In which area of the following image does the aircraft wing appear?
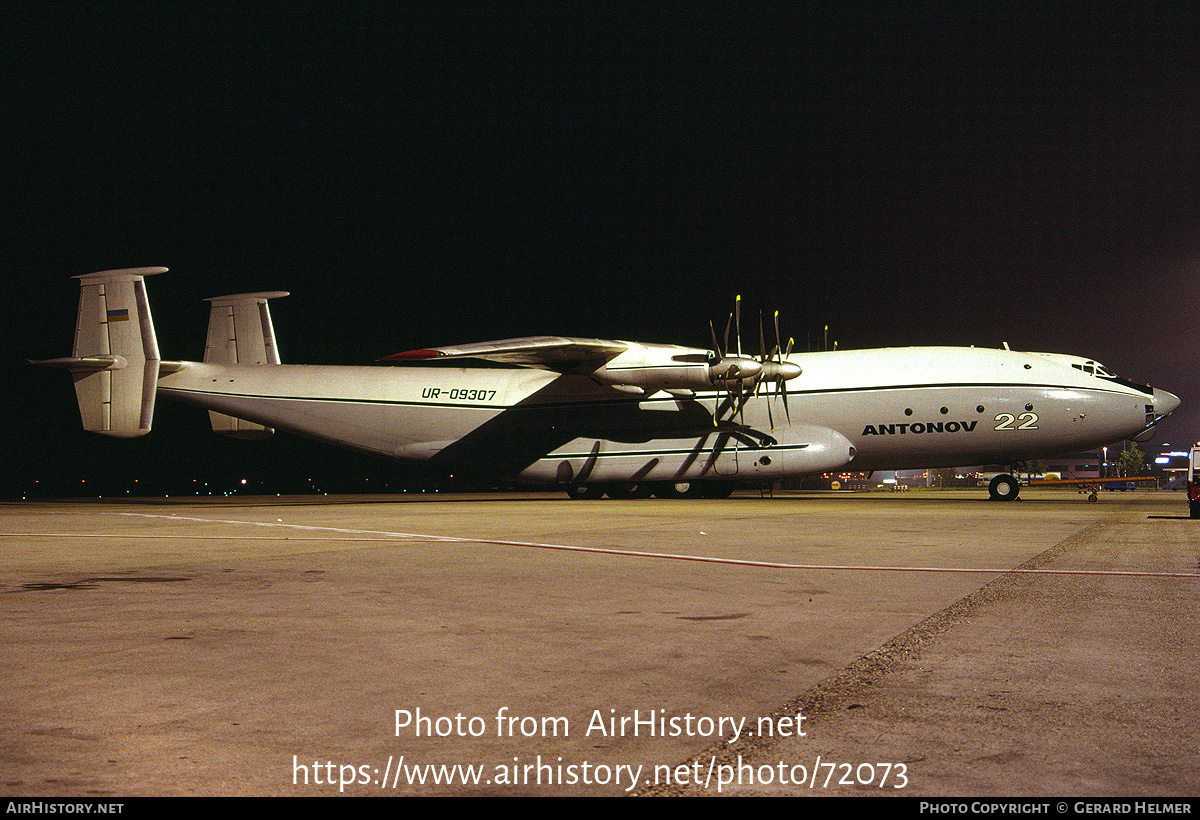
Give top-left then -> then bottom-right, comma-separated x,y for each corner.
378,336 -> 630,374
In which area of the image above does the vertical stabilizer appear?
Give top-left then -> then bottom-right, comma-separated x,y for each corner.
67,267 -> 166,437
204,291 -> 288,438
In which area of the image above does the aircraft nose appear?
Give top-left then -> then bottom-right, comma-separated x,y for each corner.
1154,388 -> 1181,416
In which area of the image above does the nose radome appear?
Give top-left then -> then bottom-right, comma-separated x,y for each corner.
1154,388 -> 1181,416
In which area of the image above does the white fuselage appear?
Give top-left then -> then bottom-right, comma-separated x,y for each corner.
154,346 -> 1171,485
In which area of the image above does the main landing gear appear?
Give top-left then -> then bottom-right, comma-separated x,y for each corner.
988,473 -> 1021,501
571,476 -> 1027,501
565,481 -> 735,499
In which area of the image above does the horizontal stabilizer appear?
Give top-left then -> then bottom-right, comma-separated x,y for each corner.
31,355 -> 128,372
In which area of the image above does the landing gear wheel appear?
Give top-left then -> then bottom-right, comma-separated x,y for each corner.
700,481 -> 736,499
988,474 -> 1021,501
653,481 -> 706,499
566,484 -> 604,500
604,483 -> 653,499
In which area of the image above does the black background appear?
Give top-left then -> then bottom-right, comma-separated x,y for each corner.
6,4 -> 1199,496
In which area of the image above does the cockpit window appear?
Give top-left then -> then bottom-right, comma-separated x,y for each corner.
1072,360 -> 1115,377
1070,359 -> 1151,393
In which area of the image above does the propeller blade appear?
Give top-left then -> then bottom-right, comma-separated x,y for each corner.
774,311 -> 783,364
781,337 -> 794,421
760,311 -> 782,420
751,311 -> 768,399
735,295 -> 742,358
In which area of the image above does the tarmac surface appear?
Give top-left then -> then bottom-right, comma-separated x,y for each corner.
0,488 -> 1197,797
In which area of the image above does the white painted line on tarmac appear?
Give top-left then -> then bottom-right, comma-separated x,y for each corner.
5,511 -> 1199,579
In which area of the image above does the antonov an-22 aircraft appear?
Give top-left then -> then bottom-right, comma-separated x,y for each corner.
37,268 -> 1180,501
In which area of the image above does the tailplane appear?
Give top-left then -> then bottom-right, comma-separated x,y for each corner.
35,267 -> 166,437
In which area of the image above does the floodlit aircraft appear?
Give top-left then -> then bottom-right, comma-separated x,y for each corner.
35,267 -> 1180,501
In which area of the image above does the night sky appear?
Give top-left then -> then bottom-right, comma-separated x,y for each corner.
6,5 -> 1200,495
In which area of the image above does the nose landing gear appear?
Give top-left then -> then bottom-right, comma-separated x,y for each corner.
988,473 -> 1021,501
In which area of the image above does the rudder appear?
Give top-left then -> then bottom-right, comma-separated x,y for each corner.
204,290 -> 289,438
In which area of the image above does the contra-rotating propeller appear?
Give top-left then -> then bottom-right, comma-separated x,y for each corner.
708,296 -> 801,427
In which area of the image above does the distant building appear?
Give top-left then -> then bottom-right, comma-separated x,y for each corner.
1152,448 -> 1191,488
1045,452 -> 1102,480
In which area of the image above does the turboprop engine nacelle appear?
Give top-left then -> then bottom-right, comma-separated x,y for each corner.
757,360 -> 803,383
588,343 -> 802,395
707,355 -> 765,389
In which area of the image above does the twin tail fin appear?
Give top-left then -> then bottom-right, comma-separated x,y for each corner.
36,268 -> 287,440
